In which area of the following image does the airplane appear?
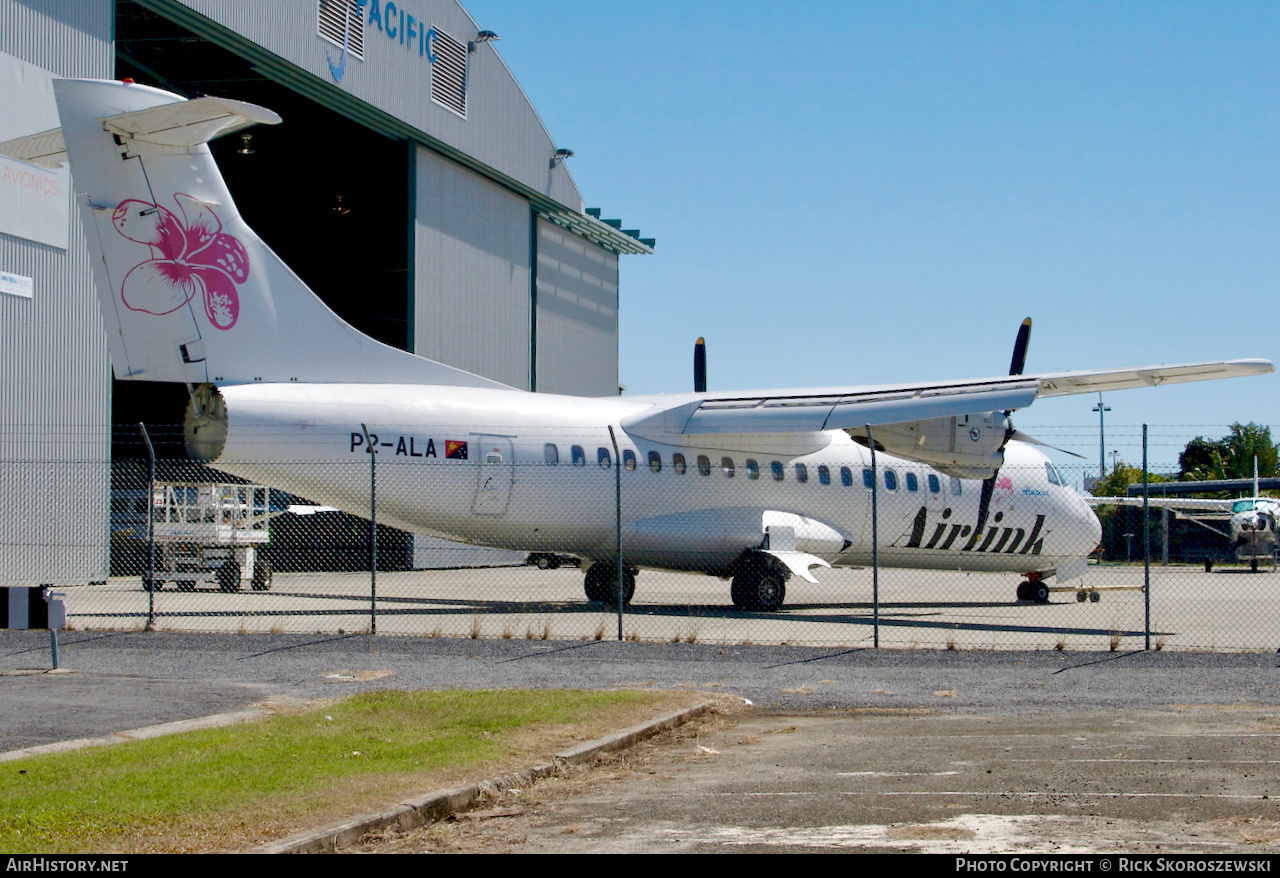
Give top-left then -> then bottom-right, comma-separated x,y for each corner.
1,78 -> 1272,611
1085,464 -> 1279,572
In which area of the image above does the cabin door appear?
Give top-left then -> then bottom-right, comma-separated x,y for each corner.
472,435 -> 515,516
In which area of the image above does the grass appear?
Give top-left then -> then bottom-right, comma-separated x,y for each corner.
0,688 -> 683,854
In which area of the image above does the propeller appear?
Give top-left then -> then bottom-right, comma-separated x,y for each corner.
975,319 -> 1032,536
694,337 -> 707,393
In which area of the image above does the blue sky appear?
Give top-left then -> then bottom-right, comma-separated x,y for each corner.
466,1 -> 1279,478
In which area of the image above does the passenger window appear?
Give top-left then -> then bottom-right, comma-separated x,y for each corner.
697,455 -> 711,476
771,461 -> 785,481
863,468 -> 874,489
673,453 -> 687,474
928,474 -> 940,493
649,451 -> 662,473
885,469 -> 898,491
906,472 -> 918,492
598,447 -> 611,468
795,463 -> 808,484
840,466 -> 853,487
746,459 -> 760,480
721,457 -> 735,477
623,450 -> 636,471
818,465 -> 830,486
950,477 -> 963,496
572,445 -> 586,467
544,443 -> 559,465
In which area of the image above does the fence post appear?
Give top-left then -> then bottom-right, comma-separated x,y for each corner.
608,425 -> 623,641
1143,424 -> 1150,650
361,423 -> 377,635
866,424 -> 879,649
139,423 -> 156,631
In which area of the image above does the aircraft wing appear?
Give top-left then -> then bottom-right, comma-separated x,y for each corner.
622,359 -> 1273,438
1082,496 -> 1233,517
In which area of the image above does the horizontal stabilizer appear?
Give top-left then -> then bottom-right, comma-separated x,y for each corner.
0,127 -> 67,168
102,96 -> 280,148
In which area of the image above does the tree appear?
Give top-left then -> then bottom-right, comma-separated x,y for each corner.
1089,463 -> 1169,497
1178,423 -> 1278,482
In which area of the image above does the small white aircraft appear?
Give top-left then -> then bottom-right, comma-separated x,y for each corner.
1086,465 -> 1279,572
4,79 -> 1273,609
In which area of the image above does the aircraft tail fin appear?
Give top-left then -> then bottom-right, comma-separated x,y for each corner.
18,79 -> 506,389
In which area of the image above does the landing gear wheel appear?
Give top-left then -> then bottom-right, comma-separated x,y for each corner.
1076,590 -> 1087,602
1016,581 -> 1033,601
217,560 -> 241,593
731,563 -> 787,612
1251,558 -> 1259,573
1089,591 -> 1101,603
1033,582 -> 1050,604
1205,557 -> 1213,573
252,557 -> 272,591
583,563 -> 634,606
536,555 -> 553,570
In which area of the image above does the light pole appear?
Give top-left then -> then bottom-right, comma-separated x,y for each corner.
1092,394 -> 1110,481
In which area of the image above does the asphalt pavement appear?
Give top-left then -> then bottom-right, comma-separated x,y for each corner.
2,630 -> 1278,754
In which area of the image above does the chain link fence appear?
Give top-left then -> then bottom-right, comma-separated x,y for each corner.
3,426 -> 1276,651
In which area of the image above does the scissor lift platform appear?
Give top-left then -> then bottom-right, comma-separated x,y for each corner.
147,483 -> 272,592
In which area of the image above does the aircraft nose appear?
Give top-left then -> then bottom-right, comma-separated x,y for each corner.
1078,495 -> 1102,552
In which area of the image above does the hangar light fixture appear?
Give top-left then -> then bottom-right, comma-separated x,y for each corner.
550,148 -> 575,168
469,30 -> 499,52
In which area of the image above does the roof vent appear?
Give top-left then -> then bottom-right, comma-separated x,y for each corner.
430,27 -> 468,117
317,0 -> 365,61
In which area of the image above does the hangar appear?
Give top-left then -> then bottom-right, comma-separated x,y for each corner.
0,0 -> 652,584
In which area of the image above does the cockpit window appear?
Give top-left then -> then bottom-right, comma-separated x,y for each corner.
1044,462 -> 1064,487
1233,499 -> 1259,513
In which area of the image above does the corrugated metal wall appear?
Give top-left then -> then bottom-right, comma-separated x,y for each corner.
0,0 -> 114,584
152,0 -> 584,211
535,218 -> 620,398
413,145 -> 532,390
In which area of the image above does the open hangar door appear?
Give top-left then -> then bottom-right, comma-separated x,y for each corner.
107,2 -> 416,570
110,1 -> 411,457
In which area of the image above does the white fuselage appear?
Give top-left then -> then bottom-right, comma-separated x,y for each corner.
206,383 -> 1101,578
1229,499 -> 1279,560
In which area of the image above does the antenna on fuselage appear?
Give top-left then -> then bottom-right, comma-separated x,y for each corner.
694,337 -> 707,393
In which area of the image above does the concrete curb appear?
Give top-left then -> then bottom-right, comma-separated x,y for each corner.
0,707 -> 270,763
255,700 -> 716,854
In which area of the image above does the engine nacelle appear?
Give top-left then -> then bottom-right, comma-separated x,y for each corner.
847,411 -> 1009,480
184,383 -> 228,462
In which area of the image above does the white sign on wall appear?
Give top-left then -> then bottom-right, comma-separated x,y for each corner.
0,270 -> 34,299
0,51 -> 70,250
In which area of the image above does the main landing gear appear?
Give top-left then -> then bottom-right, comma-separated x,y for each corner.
730,556 -> 788,612
583,562 -> 635,606
1015,571 -> 1050,604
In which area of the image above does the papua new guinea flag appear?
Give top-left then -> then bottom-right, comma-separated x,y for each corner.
445,440 -> 468,460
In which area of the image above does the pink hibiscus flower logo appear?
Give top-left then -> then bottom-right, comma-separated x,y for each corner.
112,193 -> 249,330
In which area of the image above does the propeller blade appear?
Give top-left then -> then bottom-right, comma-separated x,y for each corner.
1009,430 -> 1086,458
1008,317 -> 1032,377
694,336 -> 707,393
